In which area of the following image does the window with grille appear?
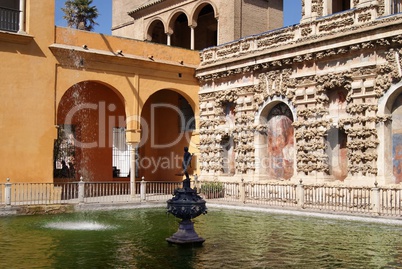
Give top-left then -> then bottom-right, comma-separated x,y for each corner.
0,0 -> 20,32
54,125 -> 76,178
112,127 -> 131,177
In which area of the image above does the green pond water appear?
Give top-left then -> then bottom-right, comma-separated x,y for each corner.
0,207 -> 401,268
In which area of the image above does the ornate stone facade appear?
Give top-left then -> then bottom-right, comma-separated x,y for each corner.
196,2 -> 402,186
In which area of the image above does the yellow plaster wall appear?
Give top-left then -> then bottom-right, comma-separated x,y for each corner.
0,4 -> 200,183
52,28 -> 200,181
0,1 -> 57,182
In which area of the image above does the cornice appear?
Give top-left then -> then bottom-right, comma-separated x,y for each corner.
49,43 -> 198,70
196,15 -> 402,82
128,0 -> 167,16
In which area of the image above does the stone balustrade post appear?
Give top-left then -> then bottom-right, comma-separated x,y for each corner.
240,178 -> 246,204
193,174 -> 200,190
297,179 -> 305,209
5,178 -> 11,206
371,182 -> 381,215
78,176 -> 85,204
140,177 -> 146,202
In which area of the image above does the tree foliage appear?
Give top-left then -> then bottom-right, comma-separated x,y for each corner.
61,0 -> 99,31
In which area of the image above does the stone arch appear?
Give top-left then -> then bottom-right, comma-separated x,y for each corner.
256,100 -> 295,180
191,1 -> 218,50
145,18 -> 167,44
391,94 -> 402,184
168,10 -> 191,49
55,81 -> 127,182
378,81 -> 402,184
378,80 -> 402,115
256,97 -> 297,124
191,1 -> 219,23
139,89 -> 196,181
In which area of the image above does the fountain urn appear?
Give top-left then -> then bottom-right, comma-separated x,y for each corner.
166,178 -> 207,245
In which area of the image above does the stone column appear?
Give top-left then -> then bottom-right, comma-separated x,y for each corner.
167,33 -> 171,46
18,0 -> 25,33
126,128 -> 141,197
376,120 -> 393,185
78,176 -> 85,204
190,26 -> 195,50
301,0 -> 317,23
5,178 -> 11,206
216,18 -> 220,46
129,143 -> 138,197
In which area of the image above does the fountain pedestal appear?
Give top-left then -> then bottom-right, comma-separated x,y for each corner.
166,178 -> 207,245
166,220 -> 205,244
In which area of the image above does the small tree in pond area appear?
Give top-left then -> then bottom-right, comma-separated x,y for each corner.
62,0 -> 99,31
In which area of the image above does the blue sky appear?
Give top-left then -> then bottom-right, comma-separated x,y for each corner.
55,0 -> 302,35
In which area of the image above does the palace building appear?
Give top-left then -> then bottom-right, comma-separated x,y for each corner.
1,0 -> 402,187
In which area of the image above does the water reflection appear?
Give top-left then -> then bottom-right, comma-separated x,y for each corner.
0,208 -> 400,268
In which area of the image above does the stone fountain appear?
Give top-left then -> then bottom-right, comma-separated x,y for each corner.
166,178 -> 207,245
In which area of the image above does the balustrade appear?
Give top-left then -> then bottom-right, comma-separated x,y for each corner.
0,178 -> 400,217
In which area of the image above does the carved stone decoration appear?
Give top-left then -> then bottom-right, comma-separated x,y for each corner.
199,87 -> 257,174
293,119 -> 331,174
312,0 -> 324,17
378,0 -> 385,16
197,8 -> 402,182
358,13 -> 372,22
257,69 -> 295,103
198,34 -> 402,83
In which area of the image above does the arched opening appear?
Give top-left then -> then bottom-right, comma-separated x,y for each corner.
392,93 -> 402,183
170,12 -> 190,49
326,128 -> 348,181
147,19 -> 167,45
194,4 -> 217,50
264,103 -> 295,180
55,81 -> 126,182
139,89 -> 195,181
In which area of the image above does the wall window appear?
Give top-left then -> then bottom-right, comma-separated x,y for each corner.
54,125 -> 76,179
0,0 -> 20,32
112,127 -> 131,177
